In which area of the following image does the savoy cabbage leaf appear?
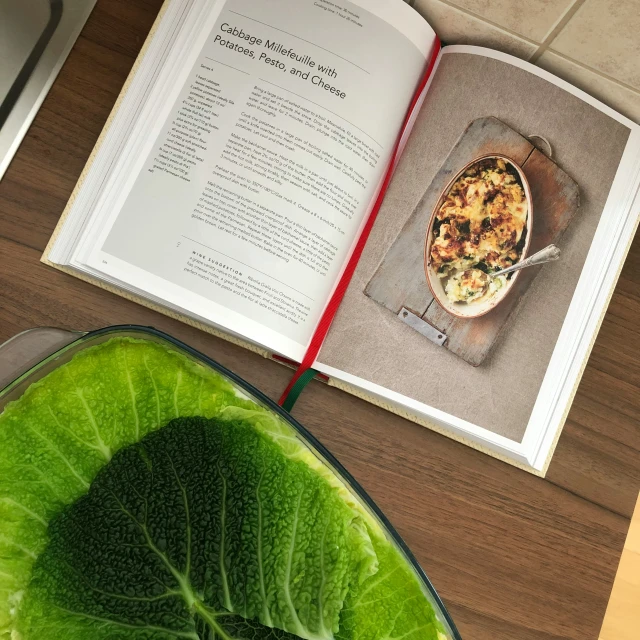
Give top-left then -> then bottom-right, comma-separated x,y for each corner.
16,417 -> 375,640
0,337 -> 449,640
338,534 -> 448,640
0,338 -> 305,636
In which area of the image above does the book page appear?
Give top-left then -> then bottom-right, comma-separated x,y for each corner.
315,46 -> 638,444
77,0 -> 436,360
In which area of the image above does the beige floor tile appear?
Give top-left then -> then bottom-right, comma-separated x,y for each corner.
537,51 -> 640,123
443,0 -> 575,41
550,0 -> 640,89
413,0 -> 537,59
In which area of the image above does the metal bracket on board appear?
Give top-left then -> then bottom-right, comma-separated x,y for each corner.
398,307 -> 448,346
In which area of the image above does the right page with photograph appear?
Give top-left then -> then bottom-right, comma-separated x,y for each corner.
314,46 -> 639,449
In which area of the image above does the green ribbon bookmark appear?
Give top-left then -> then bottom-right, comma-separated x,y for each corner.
281,368 -> 318,413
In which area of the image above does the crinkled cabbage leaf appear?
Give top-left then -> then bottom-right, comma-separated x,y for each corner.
0,337 -> 448,640
0,338 -> 256,635
17,417 -> 375,639
338,534 -> 447,640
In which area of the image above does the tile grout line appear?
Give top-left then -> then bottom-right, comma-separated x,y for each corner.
529,0 -> 587,63
411,0 -> 640,96
541,49 -> 640,95
427,0 -> 540,50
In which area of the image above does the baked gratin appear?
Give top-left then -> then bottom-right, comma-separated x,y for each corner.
429,157 -> 528,303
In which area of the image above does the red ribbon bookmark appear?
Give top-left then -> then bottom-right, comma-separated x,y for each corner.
278,39 -> 441,408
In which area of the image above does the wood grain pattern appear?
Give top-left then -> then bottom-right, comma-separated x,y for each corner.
0,2 -> 639,640
599,493 -> 640,640
366,117 -> 580,365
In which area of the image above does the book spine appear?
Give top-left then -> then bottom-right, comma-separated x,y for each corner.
278,38 -> 442,406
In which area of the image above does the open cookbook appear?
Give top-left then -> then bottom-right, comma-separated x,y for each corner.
44,0 -> 640,474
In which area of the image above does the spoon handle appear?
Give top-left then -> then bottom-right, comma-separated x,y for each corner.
492,244 -> 561,278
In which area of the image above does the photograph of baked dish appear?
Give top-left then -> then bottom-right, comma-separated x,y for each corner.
429,156 -> 529,305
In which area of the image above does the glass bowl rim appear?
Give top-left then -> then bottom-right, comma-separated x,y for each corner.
0,323 -> 462,640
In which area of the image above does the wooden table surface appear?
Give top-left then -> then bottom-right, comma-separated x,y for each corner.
0,1 -> 638,639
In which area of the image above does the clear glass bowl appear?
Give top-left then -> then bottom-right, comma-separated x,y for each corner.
0,324 -> 461,640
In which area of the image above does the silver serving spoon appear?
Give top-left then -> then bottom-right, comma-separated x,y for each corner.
461,244 -> 561,299
490,244 -> 561,278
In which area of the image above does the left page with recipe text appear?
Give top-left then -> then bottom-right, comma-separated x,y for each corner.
63,0 -> 436,361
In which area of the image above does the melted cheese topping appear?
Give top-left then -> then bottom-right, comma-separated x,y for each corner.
430,158 -> 528,280
445,268 -> 487,302
445,269 -> 507,303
